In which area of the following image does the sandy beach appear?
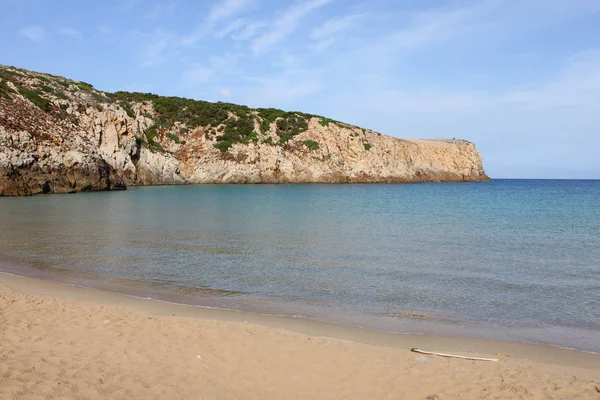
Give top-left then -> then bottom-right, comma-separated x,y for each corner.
1,273 -> 599,400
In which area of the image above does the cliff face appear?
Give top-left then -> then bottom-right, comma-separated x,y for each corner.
0,65 -> 489,195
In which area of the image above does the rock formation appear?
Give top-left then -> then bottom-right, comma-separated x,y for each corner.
0,65 -> 489,196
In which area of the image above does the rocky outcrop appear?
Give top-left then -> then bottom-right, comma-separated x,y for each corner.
187,126 -> 486,184
0,65 -> 489,195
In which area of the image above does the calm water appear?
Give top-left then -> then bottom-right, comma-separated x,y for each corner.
1,180 -> 599,352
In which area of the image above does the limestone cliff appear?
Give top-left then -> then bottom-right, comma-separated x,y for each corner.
0,65 -> 489,195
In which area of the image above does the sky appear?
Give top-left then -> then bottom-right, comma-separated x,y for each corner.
1,0 -> 600,178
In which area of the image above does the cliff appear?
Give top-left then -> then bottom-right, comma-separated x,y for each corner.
0,65 -> 489,196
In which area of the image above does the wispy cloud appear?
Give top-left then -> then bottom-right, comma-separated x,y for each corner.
309,13 -> 362,52
183,66 -> 214,83
229,20 -> 267,41
366,90 -> 489,114
378,2 -> 488,52
215,18 -> 248,38
97,24 -> 113,37
183,0 -> 255,44
502,49 -> 600,109
19,25 -> 46,42
250,0 -> 334,54
57,27 -> 82,38
143,3 -> 176,21
330,48 -> 600,120
181,53 -> 240,85
118,0 -> 144,11
138,30 -> 174,68
208,0 -> 254,22
375,0 -> 600,54
241,75 -> 322,107
218,87 -> 232,97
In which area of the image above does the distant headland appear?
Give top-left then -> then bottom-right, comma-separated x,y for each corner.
0,65 -> 489,196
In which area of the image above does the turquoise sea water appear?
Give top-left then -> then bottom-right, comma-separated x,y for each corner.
1,180 -> 599,352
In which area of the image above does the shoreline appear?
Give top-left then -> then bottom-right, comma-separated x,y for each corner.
2,260 -> 600,356
2,272 -> 600,399
2,272 -> 599,370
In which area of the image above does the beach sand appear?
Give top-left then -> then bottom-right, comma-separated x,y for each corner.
1,273 -> 599,400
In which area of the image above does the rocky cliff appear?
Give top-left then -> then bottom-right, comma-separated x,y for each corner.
0,65 -> 489,196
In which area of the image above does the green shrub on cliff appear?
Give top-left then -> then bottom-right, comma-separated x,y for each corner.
76,81 -> 94,90
278,133 -> 292,144
0,70 -> 17,99
303,140 -> 320,150
141,127 -> 165,152
166,132 -> 181,143
18,88 -> 50,111
113,92 -> 253,129
106,90 -> 371,153
256,108 -> 287,132
213,115 -> 257,152
272,114 -> 309,144
114,92 -> 261,152
0,80 -> 12,99
149,142 -> 164,152
214,140 -> 233,152
319,118 -> 333,127
120,102 -> 135,118
318,117 -> 346,128
145,127 -> 157,142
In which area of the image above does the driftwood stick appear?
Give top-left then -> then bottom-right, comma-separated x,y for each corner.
411,348 -> 499,362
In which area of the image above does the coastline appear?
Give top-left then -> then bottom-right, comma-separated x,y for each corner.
2,271 -> 600,366
1,272 -> 600,399
2,257 -> 599,356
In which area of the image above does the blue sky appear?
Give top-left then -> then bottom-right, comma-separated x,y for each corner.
2,0 -> 600,178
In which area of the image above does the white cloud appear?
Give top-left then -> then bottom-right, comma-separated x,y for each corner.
241,77 -> 322,107
19,25 -> 46,42
331,48 -> 600,122
368,90 -> 489,114
138,31 -> 173,68
326,0 -> 600,81
57,27 -> 82,37
180,53 -> 240,87
215,18 -> 248,37
218,87 -> 232,96
309,14 -> 362,52
208,53 -> 239,74
230,20 -> 267,41
375,0 -> 600,54
502,49 -> 600,109
310,13 -> 360,39
183,66 -> 214,83
208,0 -> 254,22
98,24 -> 113,36
379,2 -> 487,52
143,3 -> 176,21
119,0 -> 144,10
250,0 -> 334,54
183,0 -> 255,44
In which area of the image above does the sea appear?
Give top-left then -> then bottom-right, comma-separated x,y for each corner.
1,180 -> 599,353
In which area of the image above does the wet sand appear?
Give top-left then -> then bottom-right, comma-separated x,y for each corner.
1,273 -> 599,399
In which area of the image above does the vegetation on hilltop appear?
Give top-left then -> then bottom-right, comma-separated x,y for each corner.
0,64 -> 371,153
0,69 -> 18,99
110,91 -> 321,152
